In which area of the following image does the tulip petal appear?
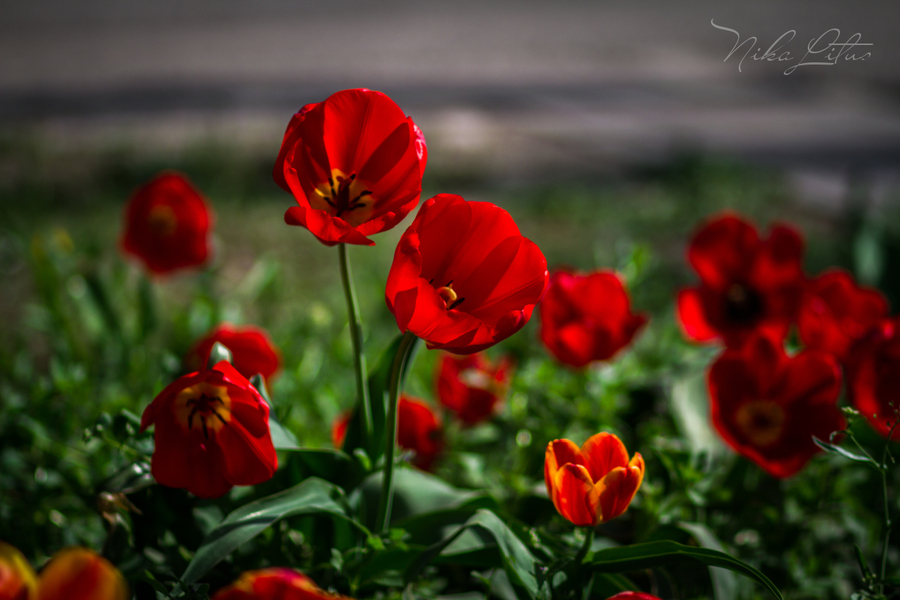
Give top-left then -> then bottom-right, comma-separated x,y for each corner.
553,464 -> 598,526
580,432 -> 629,484
36,548 -> 128,600
595,464 -> 643,523
544,439 -> 583,505
676,287 -> 719,342
688,213 -> 758,289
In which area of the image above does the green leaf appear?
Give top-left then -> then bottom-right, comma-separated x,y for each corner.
678,521 -> 737,600
361,467 -> 483,527
207,342 -> 233,369
181,477 -> 366,584
813,437 -> 878,466
406,509 -> 546,600
249,374 -> 301,451
98,461 -> 154,494
591,540 -> 782,600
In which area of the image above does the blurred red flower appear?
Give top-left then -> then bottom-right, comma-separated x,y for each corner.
140,361 -> 277,499
436,352 -> 512,425
331,396 -> 443,470
0,540 -> 37,600
539,269 -> 647,368
847,317 -> 900,439
211,568 -> 350,600
385,194 -> 548,354
677,213 -> 805,347
604,593 -> 662,600
36,547 -> 128,600
275,88 -> 427,246
708,332 -> 844,478
797,269 -> 888,365
120,172 -> 213,275
186,324 -> 281,385
544,433 -> 644,527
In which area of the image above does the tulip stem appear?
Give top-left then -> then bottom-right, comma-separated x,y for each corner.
338,243 -> 373,447
376,330 -> 419,533
573,527 -> 594,565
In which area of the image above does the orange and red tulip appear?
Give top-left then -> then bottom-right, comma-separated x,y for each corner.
0,541 -> 37,600
36,547 -> 128,600
544,433 -> 644,526
211,568 -> 351,599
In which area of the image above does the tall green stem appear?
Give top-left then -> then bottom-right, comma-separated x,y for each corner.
338,243 -> 372,444
376,331 -> 419,532
573,527 -> 595,565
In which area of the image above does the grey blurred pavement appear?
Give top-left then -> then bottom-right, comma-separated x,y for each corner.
2,0 -> 900,192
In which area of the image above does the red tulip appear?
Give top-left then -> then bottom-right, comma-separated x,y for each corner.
275,88 -> 427,246
331,397 -> 443,470
0,541 -> 37,600
436,352 -> 512,425
604,593 -> 662,600
798,269 -> 888,365
211,568 -> 350,600
385,194 -> 548,354
397,396 -> 444,471
140,361 -> 277,499
677,213 -> 805,347
36,548 -> 128,600
544,433 -> 644,527
847,317 -> 900,439
186,323 -> 282,385
708,332 -> 844,478
120,172 -> 213,275
539,269 -> 647,368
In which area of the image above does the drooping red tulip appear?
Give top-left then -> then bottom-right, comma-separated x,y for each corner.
186,323 -> 282,385
797,269 -> 888,365
35,547 -> 128,600
436,352 -> 512,425
120,172 -> 213,275
331,397 -> 443,470
846,317 -> 900,439
544,433 -> 644,527
539,269 -> 647,368
604,593 -> 663,600
140,361 -> 277,499
275,88 -> 427,246
708,332 -> 844,478
385,194 -> 548,354
211,568 -> 351,600
677,213 -> 805,347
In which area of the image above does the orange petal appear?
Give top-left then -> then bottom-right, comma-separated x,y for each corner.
580,432 -> 629,483
544,439 -> 584,505
36,548 -> 128,600
0,541 -> 37,600
595,463 -> 644,524
553,463 -> 599,526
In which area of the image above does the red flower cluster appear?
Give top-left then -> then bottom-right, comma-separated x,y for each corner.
274,88 -> 427,246
678,213 -> 804,347
544,433 -> 644,526
186,323 -> 282,385
212,568 -> 350,600
436,352 -> 512,425
539,269 -> 647,368
332,396 -> 443,470
386,194 -> 548,354
120,172 -> 213,275
140,361 -> 277,498
708,332 -> 844,478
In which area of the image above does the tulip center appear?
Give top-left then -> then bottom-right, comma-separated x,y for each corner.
173,383 -> 232,439
434,280 -> 465,310
312,169 -> 373,225
724,283 -> 762,324
147,204 -> 178,237
735,400 -> 785,447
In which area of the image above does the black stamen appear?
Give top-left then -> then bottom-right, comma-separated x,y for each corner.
211,409 -> 227,425
201,417 -> 209,440
449,297 -> 465,310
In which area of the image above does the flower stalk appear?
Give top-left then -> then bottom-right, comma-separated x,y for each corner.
338,243 -> 373,446
376,331 -> 419,532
